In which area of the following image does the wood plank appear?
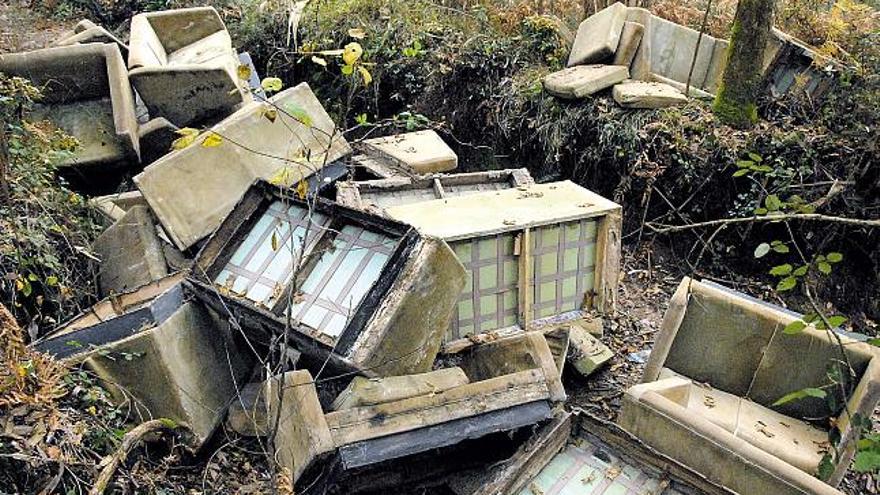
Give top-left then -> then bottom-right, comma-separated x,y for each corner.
518,228 -> 532,328
592,208 -> 622,313
337,401 -> 552,470
325,369 -> 550,446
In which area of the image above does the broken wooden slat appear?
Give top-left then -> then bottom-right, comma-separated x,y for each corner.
325,369 -> 550,446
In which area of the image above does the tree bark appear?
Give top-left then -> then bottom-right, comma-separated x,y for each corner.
712,0 -> 775,128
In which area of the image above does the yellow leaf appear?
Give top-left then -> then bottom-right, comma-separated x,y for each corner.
271,231 -> 279,251
295,179 -> 308,200
311,56 -> 327,67
358,66 -> 372,86
201,133 -> 223,147
171,127 -> 200,150
342,42 -> 363,66
237,64 -> 253,81
261,77 -> 283,92
348,27 -> 366,39
16,365 -> 27,378
87,405 -> 97,415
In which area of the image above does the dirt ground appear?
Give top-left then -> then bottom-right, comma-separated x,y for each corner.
0,1 -> 72,53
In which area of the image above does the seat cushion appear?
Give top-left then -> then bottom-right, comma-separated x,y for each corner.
166,30 -> 233,66
31,98 -> 127,167
681,382 -> 829,474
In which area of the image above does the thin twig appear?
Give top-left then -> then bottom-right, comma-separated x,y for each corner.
648,213 -> 880,233
89,419 -> 178,495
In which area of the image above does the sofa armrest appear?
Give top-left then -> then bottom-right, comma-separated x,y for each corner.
102,44 -> 140,161
830,355 -> 880,485
642,277 -> 692,383
128,14 -> 167,69
264,370 -> 335,483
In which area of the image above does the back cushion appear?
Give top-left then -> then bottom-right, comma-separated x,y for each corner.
0,46 -> 109,103
663,285 -> 776,396
751,329 -> 873,420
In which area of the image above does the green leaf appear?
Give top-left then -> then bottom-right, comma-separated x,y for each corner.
817,453 -> 836,480
285,104 -> 313,127
827,252 -> 843,263
793,265 -> 808,277
261,77 -> 283,92
868,338 -> 880,347
45,275 -> 58,286
783,320 -> 807,335
754,207 -> 768,215
818,261 -> 832,274
773,387 -> 826,406
731,168 -> 748,177
777,276 -> 797,292
765,194 -> 783,212
827,315 -> 847,328
853,450 -> 880,473
748,152 -> 763,162
769,263 -> 793,276
735,160 -> 753,168
341,64 -> 354,75
754,243 -> 771,258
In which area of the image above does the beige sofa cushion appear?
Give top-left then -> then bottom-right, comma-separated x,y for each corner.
667,381 -> 829,474
167,30 -> 233,66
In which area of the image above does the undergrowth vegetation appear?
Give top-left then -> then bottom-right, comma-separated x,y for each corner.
0,76 -> 101,337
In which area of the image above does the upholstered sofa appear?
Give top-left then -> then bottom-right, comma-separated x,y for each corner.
618,277 -> 880,495
0,43 -> 140,173
127,7 -> 249,126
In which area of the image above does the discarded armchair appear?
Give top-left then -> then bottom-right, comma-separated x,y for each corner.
618,277 -> 880,495
0,43 -> 140,175
128,6 -> 249,126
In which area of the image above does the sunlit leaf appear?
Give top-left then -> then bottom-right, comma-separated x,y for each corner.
777,276 -> 797,292
237,64 -> 252,81
827,252 -> 843,263
171,127 -> 200,150
45,275 -> 58,286
342,42 -> 363,65
295,179 -> 308,200
358,65 -> 372,86
772,243 -> 790,254
261,77 -> 283,92
818,261 -> 832,274
285,104 -> 313,127
748,152 -> 763,162
827,315 -> 847,328
201,133 -> 223,147
348,27 -> 366,39
341,64 -> 354,76
853,450 -> 880,473
735,160 -> 753,168
769,263 -> 792,276
311,56 -> 327,67
783,320 -> 807,335
793,265 -> 808,277
732,168 -> 749,177
773,387 -> 826,406
754,243 -> 771,258
765,194 -> 783,212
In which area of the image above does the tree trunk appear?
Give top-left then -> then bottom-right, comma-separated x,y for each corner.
712,0 -> 775,128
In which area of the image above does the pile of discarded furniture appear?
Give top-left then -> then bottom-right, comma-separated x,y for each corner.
544,2 -> 838,108
5,6 -> 874,494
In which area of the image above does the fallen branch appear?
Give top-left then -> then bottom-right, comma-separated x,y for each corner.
647,213 -> 880,233
89,419 -> 179,495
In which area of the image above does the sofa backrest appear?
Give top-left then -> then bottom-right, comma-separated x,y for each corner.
646,278 -> 876,420
0,44 -> 110,103
129,7 -> 227,70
